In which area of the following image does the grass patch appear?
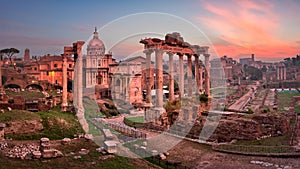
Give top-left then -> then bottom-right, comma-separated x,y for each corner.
3,106 -> 85,140
0,110 -> 40,123
277,92 -> 300,112
0,139 -> 155,169
126,116 -> 144,123
295,105 -> 300,115
235,134 -> 291,146
5,90 -> 45,99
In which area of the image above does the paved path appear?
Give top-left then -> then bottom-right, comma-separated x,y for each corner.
228,84 -> 257,111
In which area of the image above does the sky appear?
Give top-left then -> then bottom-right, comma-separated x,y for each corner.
0,0 -> 299,62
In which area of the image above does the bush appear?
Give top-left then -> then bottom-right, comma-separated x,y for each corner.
247,108 -> 254,114
165,99 -> 181,113
199,94 -> 208,103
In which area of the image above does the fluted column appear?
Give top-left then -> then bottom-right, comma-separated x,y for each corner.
204,54 -> 210,96
61,54 -> 68,111
179,54 -> 184,98
144,49 -> 153,104
194,55 -> 199,95
187,55 -> 192,97
155,49 -> 164,108
168,52 -> 174,101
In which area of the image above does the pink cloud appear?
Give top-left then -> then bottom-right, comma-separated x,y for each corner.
197,0 -> 298,60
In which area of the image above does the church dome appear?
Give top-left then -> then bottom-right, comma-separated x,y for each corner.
87,27 -> 105,56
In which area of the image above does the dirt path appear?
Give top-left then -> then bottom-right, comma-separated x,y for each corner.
229,84 -> 257,111
167,140 -> 299,169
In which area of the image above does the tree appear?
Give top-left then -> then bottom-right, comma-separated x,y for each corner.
246,66 -> 262,80
261,65 -> 267,72
0,48 -> 20,66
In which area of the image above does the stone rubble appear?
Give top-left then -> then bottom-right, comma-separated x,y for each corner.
0,142 -> 8,150
250,161 -> 293,169
5,144 -> 40,160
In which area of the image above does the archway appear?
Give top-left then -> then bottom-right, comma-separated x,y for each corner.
4,84 -> 21,89
25,84 -> 44,91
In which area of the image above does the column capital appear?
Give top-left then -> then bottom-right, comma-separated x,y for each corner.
143,49 -> 154,55
204,54 -> 210,58
166,51 -> 174,56
154,48 -> 164,54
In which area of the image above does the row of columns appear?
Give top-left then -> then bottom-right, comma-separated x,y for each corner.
277,66 -> 286,80
144,49 -> 210,108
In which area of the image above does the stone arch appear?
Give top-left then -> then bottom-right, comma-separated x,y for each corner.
4,84 -> 21,89
25,84 -> 44,91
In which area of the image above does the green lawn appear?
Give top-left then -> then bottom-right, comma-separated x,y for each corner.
0,139 -> 156,169
1,106 -> 85,140
126,116 -> 144,123
235,134 -> 291,146
5,90 -> 45,99
0,110 -> 40,123
277,92 -> 300,112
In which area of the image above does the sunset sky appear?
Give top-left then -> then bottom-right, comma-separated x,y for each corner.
0,0 -> 299,62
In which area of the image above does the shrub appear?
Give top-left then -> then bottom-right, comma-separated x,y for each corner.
199,94 -> 208,103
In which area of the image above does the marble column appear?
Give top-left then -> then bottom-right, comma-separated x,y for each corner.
204,54 -> 210,96
144,50 -> 153,104
281,66 -> 284,80
283,66 -> 286,80
76,42 -> 84,112
199,65 -> 203,93
61,54 -> 68,111
277,66 -> 280,80
194,55 -> 199,95
179,54 -> 184,98
168,52 -> 174,101
187,55 -> 192,97
155,49 -> 163,108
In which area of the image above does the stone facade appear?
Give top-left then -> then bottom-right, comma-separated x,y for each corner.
24,54 -> 74,88
83,28 -> 116,89
111,56 -> 144,104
